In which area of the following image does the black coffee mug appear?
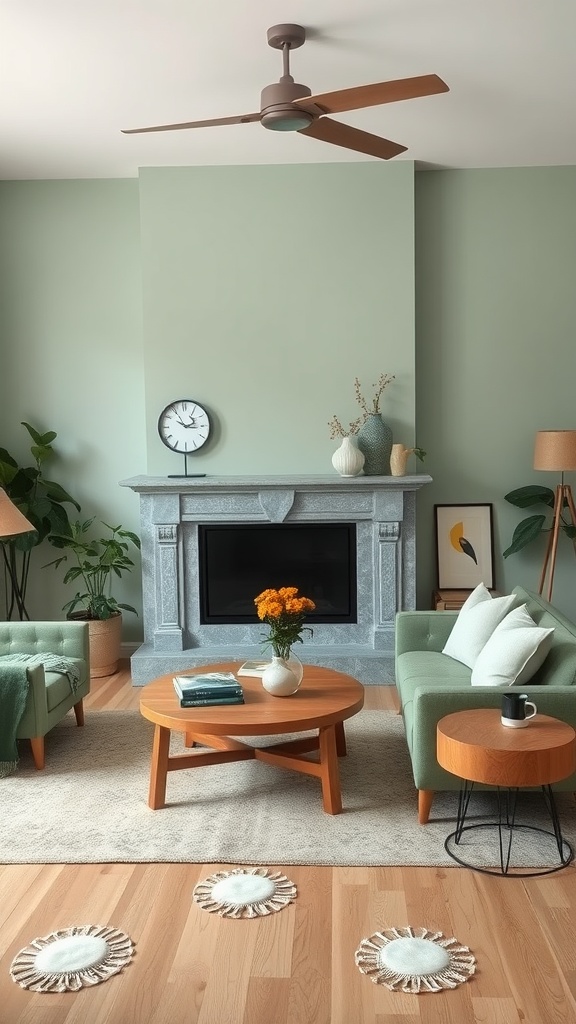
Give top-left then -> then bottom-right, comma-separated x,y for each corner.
501,692 -> 537,728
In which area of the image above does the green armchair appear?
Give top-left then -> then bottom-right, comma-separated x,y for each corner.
0,620 -> 90,769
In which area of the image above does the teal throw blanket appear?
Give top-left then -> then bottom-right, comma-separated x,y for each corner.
0,653 -> 80,694
0,664 -> 29,778
0,654 -> 81,778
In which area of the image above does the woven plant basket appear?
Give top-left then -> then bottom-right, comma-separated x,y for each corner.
68,612 -> 123,678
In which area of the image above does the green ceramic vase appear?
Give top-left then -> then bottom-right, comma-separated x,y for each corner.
357,413 -> 393,475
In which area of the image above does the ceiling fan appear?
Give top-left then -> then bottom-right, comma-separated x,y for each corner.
122,24 -> 449,160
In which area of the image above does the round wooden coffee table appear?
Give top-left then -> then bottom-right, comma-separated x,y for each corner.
139,663 -> 364,814
437,709 -> 576,875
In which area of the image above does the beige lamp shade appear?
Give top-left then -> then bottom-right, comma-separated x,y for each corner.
533,430 -> 576,472
0,488 -> 35,538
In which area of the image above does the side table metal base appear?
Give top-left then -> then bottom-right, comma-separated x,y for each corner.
444,782 -> 574,877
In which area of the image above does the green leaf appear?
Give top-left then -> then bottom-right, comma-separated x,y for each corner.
20,422 -> 44,445
564,525 -> 576,540
42,555 -> 67,570
45,503 -> 73,536
117,603 -> 139,616
0,462 -> 18,487
91,595 -> 115,619
30,445 -> 52,465
119,529 -> 141,549
504,485 -> 555,509
503,514 -> 546,557
0,450 -> 18,469
21,422 -> 57,447
43,479 -> 82,510
9,530 -> 39,553
6,468 -> 38,500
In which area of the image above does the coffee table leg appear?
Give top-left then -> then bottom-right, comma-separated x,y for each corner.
335,721 -> 347,757
149,724 -> 170,810
319,725 -> 342,814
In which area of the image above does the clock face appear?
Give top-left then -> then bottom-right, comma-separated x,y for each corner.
158,399 -> 211,454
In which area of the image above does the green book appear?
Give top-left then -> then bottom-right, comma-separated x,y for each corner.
180,695 -> 245,707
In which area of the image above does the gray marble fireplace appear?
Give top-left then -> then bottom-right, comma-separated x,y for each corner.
121,474 -> 431,685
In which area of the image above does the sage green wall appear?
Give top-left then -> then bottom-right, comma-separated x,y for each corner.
138,163 -> 416,476
416,167 -> 576,620
0,180 -> 145,638
1,165 -> 575,637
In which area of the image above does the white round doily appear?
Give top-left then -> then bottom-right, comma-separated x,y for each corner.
193,867 -> 297,918
10,925 -> 134,993
355,926 -> 476,993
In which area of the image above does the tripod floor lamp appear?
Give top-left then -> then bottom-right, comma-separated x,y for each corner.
533,430 -> 576,602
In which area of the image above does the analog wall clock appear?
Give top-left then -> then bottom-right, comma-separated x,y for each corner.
158,399 -> 211,477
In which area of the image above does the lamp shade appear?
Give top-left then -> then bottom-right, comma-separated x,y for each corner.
533,430 -> 576,472
0,489 -> 35,539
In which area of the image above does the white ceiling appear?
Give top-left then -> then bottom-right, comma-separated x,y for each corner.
1,1 -> 574,180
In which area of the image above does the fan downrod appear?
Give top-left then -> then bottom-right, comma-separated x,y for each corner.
267,24 -> 306,50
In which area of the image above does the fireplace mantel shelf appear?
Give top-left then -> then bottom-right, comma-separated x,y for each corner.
121,473 -> 432,685
121,474 -> 432,492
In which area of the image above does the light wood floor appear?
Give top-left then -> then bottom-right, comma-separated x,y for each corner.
1,666 -> 576,1024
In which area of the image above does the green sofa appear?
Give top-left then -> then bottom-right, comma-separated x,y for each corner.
0,620 -> 90,769
395,587 -> 576,823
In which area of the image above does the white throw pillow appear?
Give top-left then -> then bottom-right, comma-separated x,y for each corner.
471,604 -> 554,687
442,584 -> 518,669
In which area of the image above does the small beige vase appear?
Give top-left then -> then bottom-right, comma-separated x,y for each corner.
390,444 -> 416,477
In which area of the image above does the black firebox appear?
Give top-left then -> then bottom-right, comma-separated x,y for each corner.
198,522 -> 357,625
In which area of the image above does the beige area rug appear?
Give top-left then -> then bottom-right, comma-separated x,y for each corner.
2,709 -> 575,867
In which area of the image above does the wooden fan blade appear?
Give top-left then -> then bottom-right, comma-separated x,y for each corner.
121,112 -> 261,134
295,74 -> 449,115
299,118 -> 407,160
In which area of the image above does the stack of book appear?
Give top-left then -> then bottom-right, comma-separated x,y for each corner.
172,672 -> 244,707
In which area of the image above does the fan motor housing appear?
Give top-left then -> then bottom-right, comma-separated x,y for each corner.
260,82 -> 314,131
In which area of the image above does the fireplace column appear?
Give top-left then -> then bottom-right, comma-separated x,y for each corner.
147,493 -> 185,651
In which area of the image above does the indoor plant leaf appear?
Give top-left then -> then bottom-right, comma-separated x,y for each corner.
504,485 -> 555,509
503,514 -> 546,557
0,424 -> 81,619
21,421 -> 57,446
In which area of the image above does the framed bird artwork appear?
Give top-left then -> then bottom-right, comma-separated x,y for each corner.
434,504 -> 494,590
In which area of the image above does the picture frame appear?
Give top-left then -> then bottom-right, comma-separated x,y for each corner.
434,503 -> 495,590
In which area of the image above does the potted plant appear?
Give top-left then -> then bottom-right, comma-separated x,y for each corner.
0,422 -> 80,619
45,518 -> 141,677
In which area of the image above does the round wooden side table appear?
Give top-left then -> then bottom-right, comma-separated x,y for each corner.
437,709 -> 576,876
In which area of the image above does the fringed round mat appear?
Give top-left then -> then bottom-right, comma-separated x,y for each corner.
193,866 -> 297,918
10,924 -> 134,993
355,926 -> 476,993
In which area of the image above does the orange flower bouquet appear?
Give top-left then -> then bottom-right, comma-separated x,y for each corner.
254,587 -> 316,661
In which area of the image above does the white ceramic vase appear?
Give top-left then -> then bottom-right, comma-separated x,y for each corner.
261,653 -> 304,697
331,436 -> 365,477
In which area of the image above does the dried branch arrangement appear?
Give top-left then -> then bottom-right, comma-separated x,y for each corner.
328,373 -> 396,439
